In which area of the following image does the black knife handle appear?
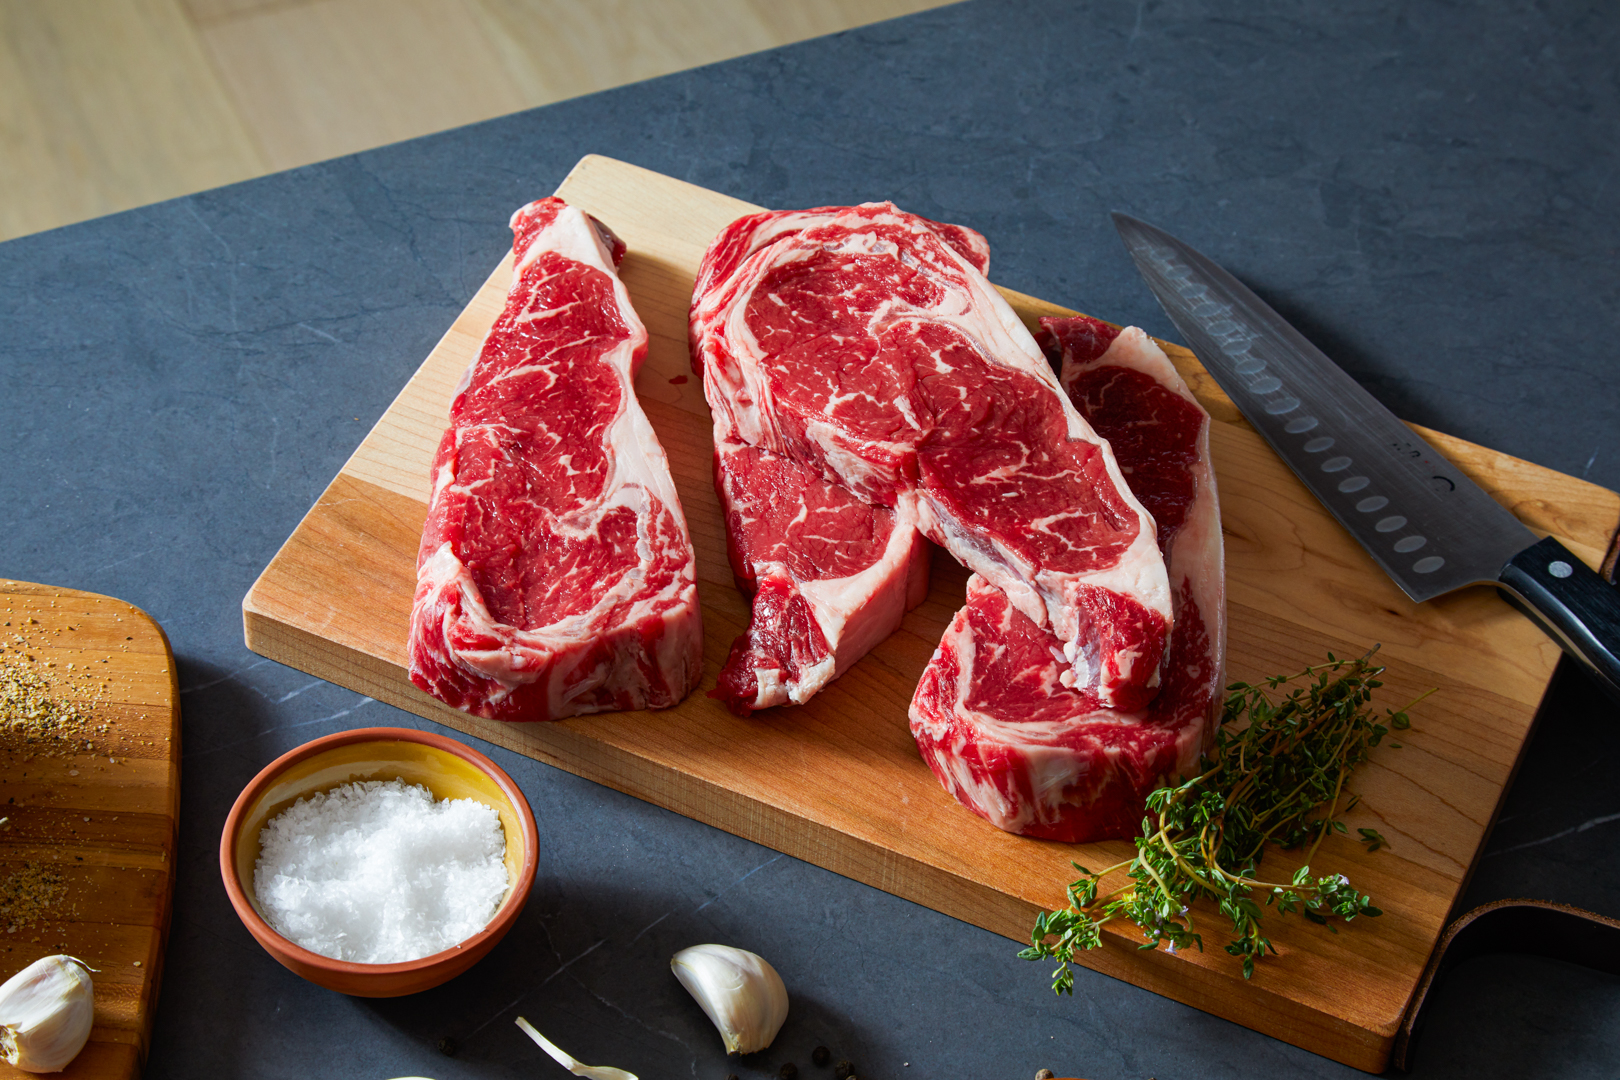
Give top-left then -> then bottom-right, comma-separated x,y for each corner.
1498,536 -> 1620,705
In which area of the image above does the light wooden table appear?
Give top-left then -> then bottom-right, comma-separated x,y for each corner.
0,0 -> 951,242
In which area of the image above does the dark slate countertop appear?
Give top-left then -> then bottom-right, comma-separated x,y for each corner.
3,2 -> 1617,1077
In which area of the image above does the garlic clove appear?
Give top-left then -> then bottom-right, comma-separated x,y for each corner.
0,955 -> 95,1073
670,943 -> 788,1055
514,1017 -> 638,1080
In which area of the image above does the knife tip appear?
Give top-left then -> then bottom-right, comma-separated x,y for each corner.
1110,211 -> 1154,244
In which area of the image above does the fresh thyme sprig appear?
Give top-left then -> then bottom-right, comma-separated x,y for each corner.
1021,649 -> 1431,990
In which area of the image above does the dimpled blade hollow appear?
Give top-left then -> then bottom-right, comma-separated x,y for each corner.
1113,212 -> 1534,603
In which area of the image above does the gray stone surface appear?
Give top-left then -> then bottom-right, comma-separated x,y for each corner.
1,1 -> 1616,1077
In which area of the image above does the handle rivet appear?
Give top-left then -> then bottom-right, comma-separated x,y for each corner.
1548,560 -> 1573,579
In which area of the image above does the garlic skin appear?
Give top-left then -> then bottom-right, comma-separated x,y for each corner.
0,955 -> 94,1073
514,1017 -> 637,1080
670,944 -> 788,1055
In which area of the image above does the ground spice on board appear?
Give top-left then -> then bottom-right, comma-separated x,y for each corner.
1,610 -> 102,951
0,616 -> 105,757
0,862 -> 67,936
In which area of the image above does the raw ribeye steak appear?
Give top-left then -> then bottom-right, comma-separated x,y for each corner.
694,206 -> 970,716
691,203 -> 1171,710
409,196 -> 702,722
909,318 -> 1225,841
711,422 -> 931,715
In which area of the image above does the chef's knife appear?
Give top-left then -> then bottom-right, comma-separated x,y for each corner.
1112,212 -> 1620,703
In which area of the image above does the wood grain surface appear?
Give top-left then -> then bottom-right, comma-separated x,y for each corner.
242,155 -> 1620,1072
0,582 -> 180,1080
2,0 -> 953,241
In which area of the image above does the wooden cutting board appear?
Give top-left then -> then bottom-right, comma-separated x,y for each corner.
242,155 -> 1620,1072
0,581 -> 180,1080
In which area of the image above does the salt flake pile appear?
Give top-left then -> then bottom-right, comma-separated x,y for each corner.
254,779 -> 508,963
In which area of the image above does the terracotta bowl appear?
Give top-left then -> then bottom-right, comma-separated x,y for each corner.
220,726 -> 538,997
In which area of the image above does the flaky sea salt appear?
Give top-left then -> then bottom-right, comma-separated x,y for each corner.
254,779 -> 508,964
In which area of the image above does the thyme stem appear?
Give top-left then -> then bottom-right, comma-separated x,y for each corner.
1020,648 -> 1424,990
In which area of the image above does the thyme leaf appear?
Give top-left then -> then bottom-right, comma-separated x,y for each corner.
1023,648 -> 1431,992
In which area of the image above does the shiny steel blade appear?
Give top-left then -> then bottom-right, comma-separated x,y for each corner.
1113,212 -> 1536,603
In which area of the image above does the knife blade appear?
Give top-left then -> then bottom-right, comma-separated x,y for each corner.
1112,211 -> 1620,703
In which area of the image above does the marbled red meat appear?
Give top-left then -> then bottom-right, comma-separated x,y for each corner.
909,318 -> 1225,841
695,206 -> 965,716
692,205 -> 1171,710
710,425 -> 930,715
409,197 -> 701,722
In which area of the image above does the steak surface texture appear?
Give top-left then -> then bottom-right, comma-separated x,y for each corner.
691,204 -> 1172,711
409,196 -> 702,722
710,424 -> 931,714
909,319 -> 1225,841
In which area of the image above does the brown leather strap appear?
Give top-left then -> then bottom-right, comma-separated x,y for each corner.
1392,898 -> 1620,1071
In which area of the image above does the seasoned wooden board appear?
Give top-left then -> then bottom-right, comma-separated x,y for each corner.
1,582 -> 180,1080
243,155 -> 1620,1071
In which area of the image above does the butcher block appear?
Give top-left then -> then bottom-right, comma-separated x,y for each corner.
242,155 -> 1620,1072
0,582 -> 180,1080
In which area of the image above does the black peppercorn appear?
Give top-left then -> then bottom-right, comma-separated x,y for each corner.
834,1061 -> 854,1080
812,1045 -> 831,1066
780,1065 -> 799,1080
437,1036 -> 459,1057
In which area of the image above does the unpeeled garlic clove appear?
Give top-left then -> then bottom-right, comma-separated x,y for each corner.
670,943 -> 788,1055
0,955 -> 94,1073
